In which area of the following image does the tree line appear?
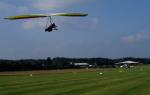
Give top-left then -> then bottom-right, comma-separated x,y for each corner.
0,57 -> 149,71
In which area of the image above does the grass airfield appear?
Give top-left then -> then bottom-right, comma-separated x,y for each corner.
0,66 -> 150,95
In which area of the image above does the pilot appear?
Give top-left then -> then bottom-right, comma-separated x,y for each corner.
45,23 -> 57,32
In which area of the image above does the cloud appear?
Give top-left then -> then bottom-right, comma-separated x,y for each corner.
17,6 -> 29,14
32,0 -> 84,11
22,16 -> 89,31
21,17 -> 67,30
0,2 -> 15,11
22,19 -> 46,30
90,18 -> 99,30
122,31 -> 150,44
0,1 -> 29,14
21,0 -> 90,31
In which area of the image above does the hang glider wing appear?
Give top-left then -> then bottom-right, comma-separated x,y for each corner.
50,13 -> 88,17
4,14 -> 47,20
5,13 -> 88,20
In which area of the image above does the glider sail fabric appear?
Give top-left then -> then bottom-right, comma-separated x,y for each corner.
4,14 -> 47,20
5,13 -> 88,20
50,13 -> 88,17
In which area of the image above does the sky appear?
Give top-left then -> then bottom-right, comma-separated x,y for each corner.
0,0 -> 150,59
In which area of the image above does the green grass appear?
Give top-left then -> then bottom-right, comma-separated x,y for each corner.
0,66 -> 150,95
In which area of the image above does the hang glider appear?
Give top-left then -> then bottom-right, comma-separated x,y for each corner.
5,13 -> 88,32
5,13 -> 88,20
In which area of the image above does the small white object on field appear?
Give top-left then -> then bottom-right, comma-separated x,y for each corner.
119,71 -> 123,73
99,72 -> 103,75
30,74 -> 33,77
